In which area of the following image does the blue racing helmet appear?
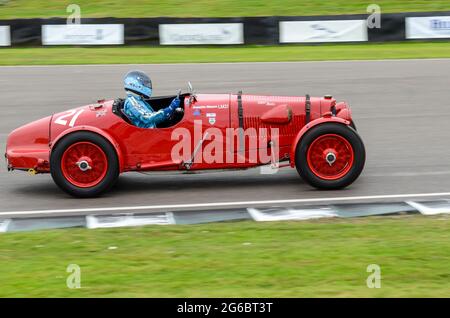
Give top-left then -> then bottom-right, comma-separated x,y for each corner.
124,70 -> 152,98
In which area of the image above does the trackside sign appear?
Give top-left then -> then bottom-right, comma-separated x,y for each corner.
159,23 -> 244,45
406,16 -> 450,39
279,20 -> 368,43
0,26 -> 11,46
42,24 -> 124,45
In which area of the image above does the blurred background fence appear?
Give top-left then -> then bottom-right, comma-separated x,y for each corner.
0,11 -> 449,47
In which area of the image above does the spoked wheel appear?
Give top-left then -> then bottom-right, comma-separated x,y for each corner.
306,134 -> 354,180
295,123 -> 365,189
61,142 -> 108,188
51,132 -> 119,197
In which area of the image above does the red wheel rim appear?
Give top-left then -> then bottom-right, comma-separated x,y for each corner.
61,142 -> 108,188
306,134 -> 354,180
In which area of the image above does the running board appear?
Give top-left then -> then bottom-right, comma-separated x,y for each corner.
136,161 -> 291,176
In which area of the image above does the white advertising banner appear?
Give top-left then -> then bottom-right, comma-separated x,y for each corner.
0,26 -> 11,46
279,20 -> 368,43
42,24 -> 124,45
406,16 -> 450,39
159,23 -> 244,45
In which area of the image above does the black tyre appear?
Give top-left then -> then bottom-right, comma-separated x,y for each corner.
50,132 -> 119,197
295,123 -> 365,189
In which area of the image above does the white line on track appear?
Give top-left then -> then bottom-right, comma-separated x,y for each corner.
1,192 -> 450,217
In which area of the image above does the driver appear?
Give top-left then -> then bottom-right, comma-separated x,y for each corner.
123,70 -> 180,128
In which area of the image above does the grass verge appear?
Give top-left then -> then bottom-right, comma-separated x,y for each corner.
0,42 -> 450,66
0,215 -> 449,297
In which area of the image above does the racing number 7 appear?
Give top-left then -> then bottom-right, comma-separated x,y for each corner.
54,109 -> 85,127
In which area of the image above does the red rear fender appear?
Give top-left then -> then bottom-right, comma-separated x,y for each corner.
50,125 -> 125,172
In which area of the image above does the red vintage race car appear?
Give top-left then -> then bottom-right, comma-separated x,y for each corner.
5,85 -> 365,197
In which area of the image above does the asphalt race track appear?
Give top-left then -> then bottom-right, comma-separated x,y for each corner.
1,59 -> 450,217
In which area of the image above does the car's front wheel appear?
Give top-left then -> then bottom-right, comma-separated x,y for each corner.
50,132 -> 119,197
295,123 -> 365,189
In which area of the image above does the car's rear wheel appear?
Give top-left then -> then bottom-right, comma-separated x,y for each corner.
50,132 -> 119,197
295,123 -> 365,189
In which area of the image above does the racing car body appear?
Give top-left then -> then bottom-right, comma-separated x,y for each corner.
6,89 -> 365,197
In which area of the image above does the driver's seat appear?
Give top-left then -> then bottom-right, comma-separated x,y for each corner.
112,98 -> 133,124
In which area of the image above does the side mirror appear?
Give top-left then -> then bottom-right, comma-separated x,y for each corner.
187,81 -> 197,105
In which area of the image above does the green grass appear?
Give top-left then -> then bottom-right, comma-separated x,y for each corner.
0,215 -> 449,297
1,42 -> 450,66
0,0 -> 449,19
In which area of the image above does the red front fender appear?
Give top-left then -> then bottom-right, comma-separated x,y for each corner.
290,117 -> 350,167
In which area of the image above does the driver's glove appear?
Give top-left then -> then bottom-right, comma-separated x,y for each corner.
169,96 -> 180,110
162,97 -> 181,119
168,97 -> 180,115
